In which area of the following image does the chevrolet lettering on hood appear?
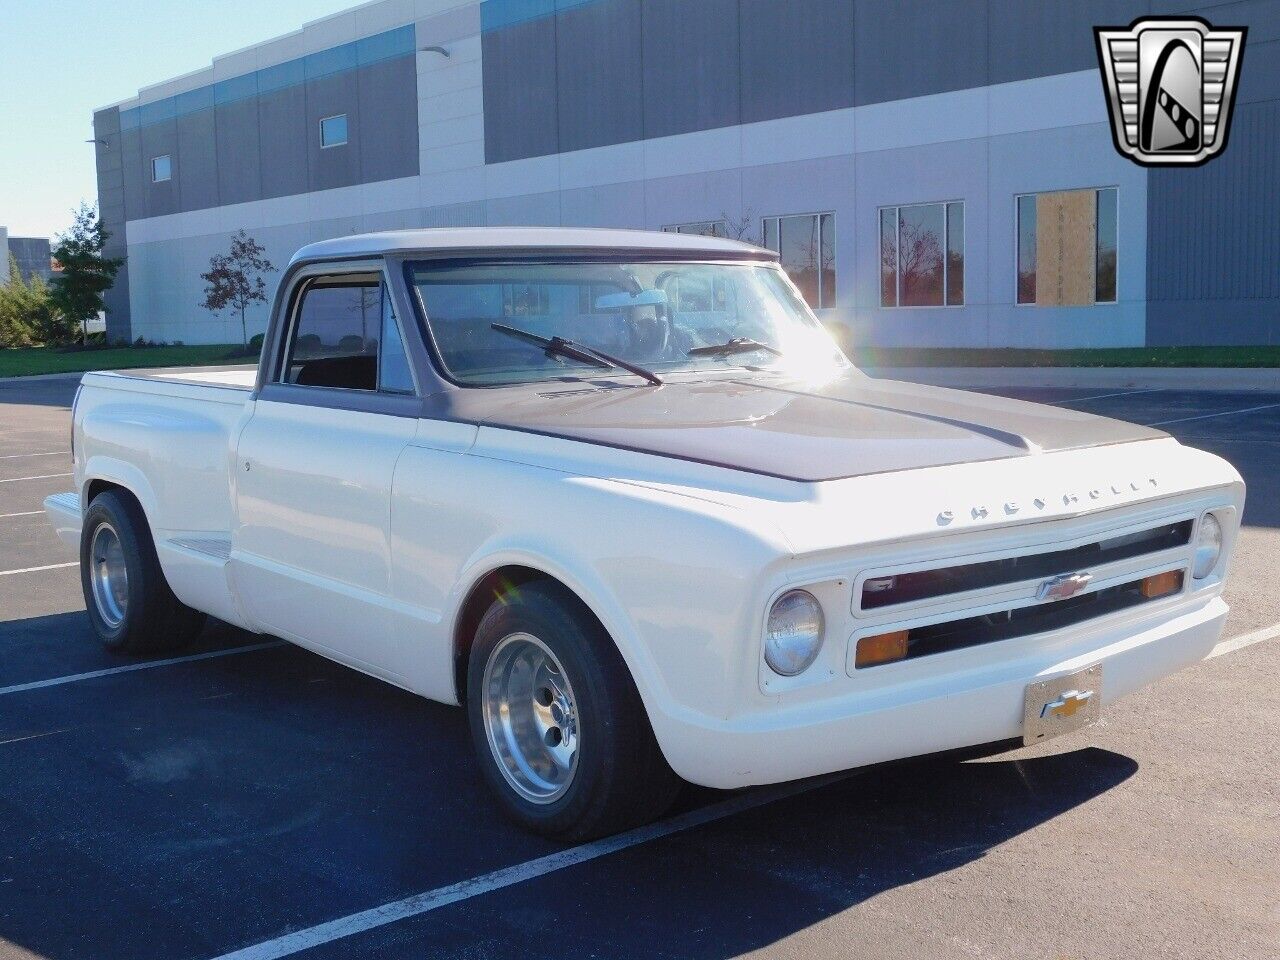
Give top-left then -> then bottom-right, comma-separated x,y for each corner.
938,476 -> 1162,526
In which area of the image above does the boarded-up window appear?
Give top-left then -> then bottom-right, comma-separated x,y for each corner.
1016,189 -> 1118,306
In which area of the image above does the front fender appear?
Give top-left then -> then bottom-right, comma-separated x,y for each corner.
392,447 -> 791,729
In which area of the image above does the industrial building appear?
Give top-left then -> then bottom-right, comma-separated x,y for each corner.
0,230 -> 53,284
93,0 -> 1279,348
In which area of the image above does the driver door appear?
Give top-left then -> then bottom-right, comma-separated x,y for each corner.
232,267 -> 420,681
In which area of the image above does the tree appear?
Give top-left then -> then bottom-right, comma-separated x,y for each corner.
200,230 -> 276,347
722,209 -> 759,245
0,255 -> 60,348
50,202 -> 123,345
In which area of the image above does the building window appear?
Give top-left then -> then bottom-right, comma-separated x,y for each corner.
662,221 -> 727,238
502,283 -> 550,317
151,155 -> 172,183
879,202 -> 964,307
1016,188 -> 1118,305
761,213 -> 835,310
320,114 -> 348,148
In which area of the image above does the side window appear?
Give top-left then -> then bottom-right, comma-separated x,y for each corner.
378,285 -> 414,394
281,275 -> 414,394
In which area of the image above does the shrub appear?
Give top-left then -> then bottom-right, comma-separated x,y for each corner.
0,258 -> 68,347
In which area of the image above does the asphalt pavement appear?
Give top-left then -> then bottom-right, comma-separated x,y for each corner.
0,373 -> 1276,960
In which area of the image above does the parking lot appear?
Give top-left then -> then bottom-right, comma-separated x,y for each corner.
1,373 -> 1276,960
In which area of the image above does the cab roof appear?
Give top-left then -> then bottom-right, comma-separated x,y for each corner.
290,227 -> 775,266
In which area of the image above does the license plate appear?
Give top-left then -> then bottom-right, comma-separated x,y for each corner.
1022,663 -> 1103,746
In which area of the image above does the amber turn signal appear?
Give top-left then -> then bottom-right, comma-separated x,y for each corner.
855,630 -> 910,669
1140,569 -> 1184,599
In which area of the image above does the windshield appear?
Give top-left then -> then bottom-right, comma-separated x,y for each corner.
409,260 -> 848,386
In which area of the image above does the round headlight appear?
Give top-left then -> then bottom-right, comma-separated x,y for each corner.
764,590 -> 825,677
1192,512 -> 1223,579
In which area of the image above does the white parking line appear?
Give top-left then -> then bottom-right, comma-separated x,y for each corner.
0,451 -> 63,460
0,641 -> 287,697
0,561 -> 77,577
1068,388 -> 1165,403
0,510 -> 44,519
1149,401 -> 1280,427
206,772 -> 846,960
1208,621 -> 1280,660
0,472 -> 72,484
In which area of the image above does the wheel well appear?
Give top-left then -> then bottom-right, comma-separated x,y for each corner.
85,479 -> 126,508
453,565 -> 554,702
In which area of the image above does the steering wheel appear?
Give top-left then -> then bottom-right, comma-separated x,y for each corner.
623,306 -> 673,359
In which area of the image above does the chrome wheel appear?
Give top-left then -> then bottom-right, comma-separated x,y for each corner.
481,632 -> 580,804
89,522 -> 129,629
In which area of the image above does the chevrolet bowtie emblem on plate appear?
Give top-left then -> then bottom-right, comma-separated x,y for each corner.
1041,690 -> 1094,720
1037,572 -> 1093,602
1095,16 -> 1247,166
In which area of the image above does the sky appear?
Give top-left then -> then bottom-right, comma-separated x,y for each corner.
0,0 -> 361,240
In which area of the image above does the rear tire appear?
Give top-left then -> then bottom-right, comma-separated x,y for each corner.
466,579 -> 681,841
80,490 -> 206,655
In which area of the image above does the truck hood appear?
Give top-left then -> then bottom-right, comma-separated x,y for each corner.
443,372 -> 1165,482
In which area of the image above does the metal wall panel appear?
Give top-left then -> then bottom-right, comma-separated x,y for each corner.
1238,38 -> 1280,104
854,0 -> 987,104
119,127 -> 143,228
1147,97 -> 1280,345
258,84 -> 311,201
641,0 -> 740,139
482,14 -> 560,163
555,0 -> 643,151
177,109 -> 219,212
357,56 -> 419,183
306,71 -> 362,193
140,119 -> 179,219
988,0 -> 1152,86
110,30 -> 417,218
215,98 -> 263,206
739,0 -> 855,124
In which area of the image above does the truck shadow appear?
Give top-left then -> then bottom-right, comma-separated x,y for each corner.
528,746 -> 1139,960
0,611 -> 1139,960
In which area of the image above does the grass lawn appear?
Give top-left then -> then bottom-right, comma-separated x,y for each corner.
844,345 -> 1280,368
0,344 -> 253,378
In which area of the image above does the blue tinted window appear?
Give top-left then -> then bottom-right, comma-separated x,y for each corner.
1095,188 -> 1118,303
1017,195 -> 1037,304
358,26 -> 415,66
151,155 -> 172,182
257,59 -> 304,95
320,114 -> 348,148
305,42 -> 357,80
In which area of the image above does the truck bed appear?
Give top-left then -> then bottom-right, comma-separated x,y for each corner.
91,364 -> 257,390
60,365 -> 258,629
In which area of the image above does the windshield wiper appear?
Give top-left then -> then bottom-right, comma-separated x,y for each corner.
490,323 -> 663,386
687,337 -> 782,359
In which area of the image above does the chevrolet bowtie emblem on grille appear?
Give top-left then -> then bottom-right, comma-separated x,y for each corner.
1037,572 -> 1093,602
1041,689 -> 1094,719
1095,16 -> 1247,167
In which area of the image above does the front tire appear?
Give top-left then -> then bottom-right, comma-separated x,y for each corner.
466,580 -> 680,841
80,490 -> 206,654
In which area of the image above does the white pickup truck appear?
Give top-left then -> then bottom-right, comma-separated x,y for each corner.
46,227 -> 1243,840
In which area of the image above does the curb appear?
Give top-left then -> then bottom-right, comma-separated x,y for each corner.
864,366 -> 1280,393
